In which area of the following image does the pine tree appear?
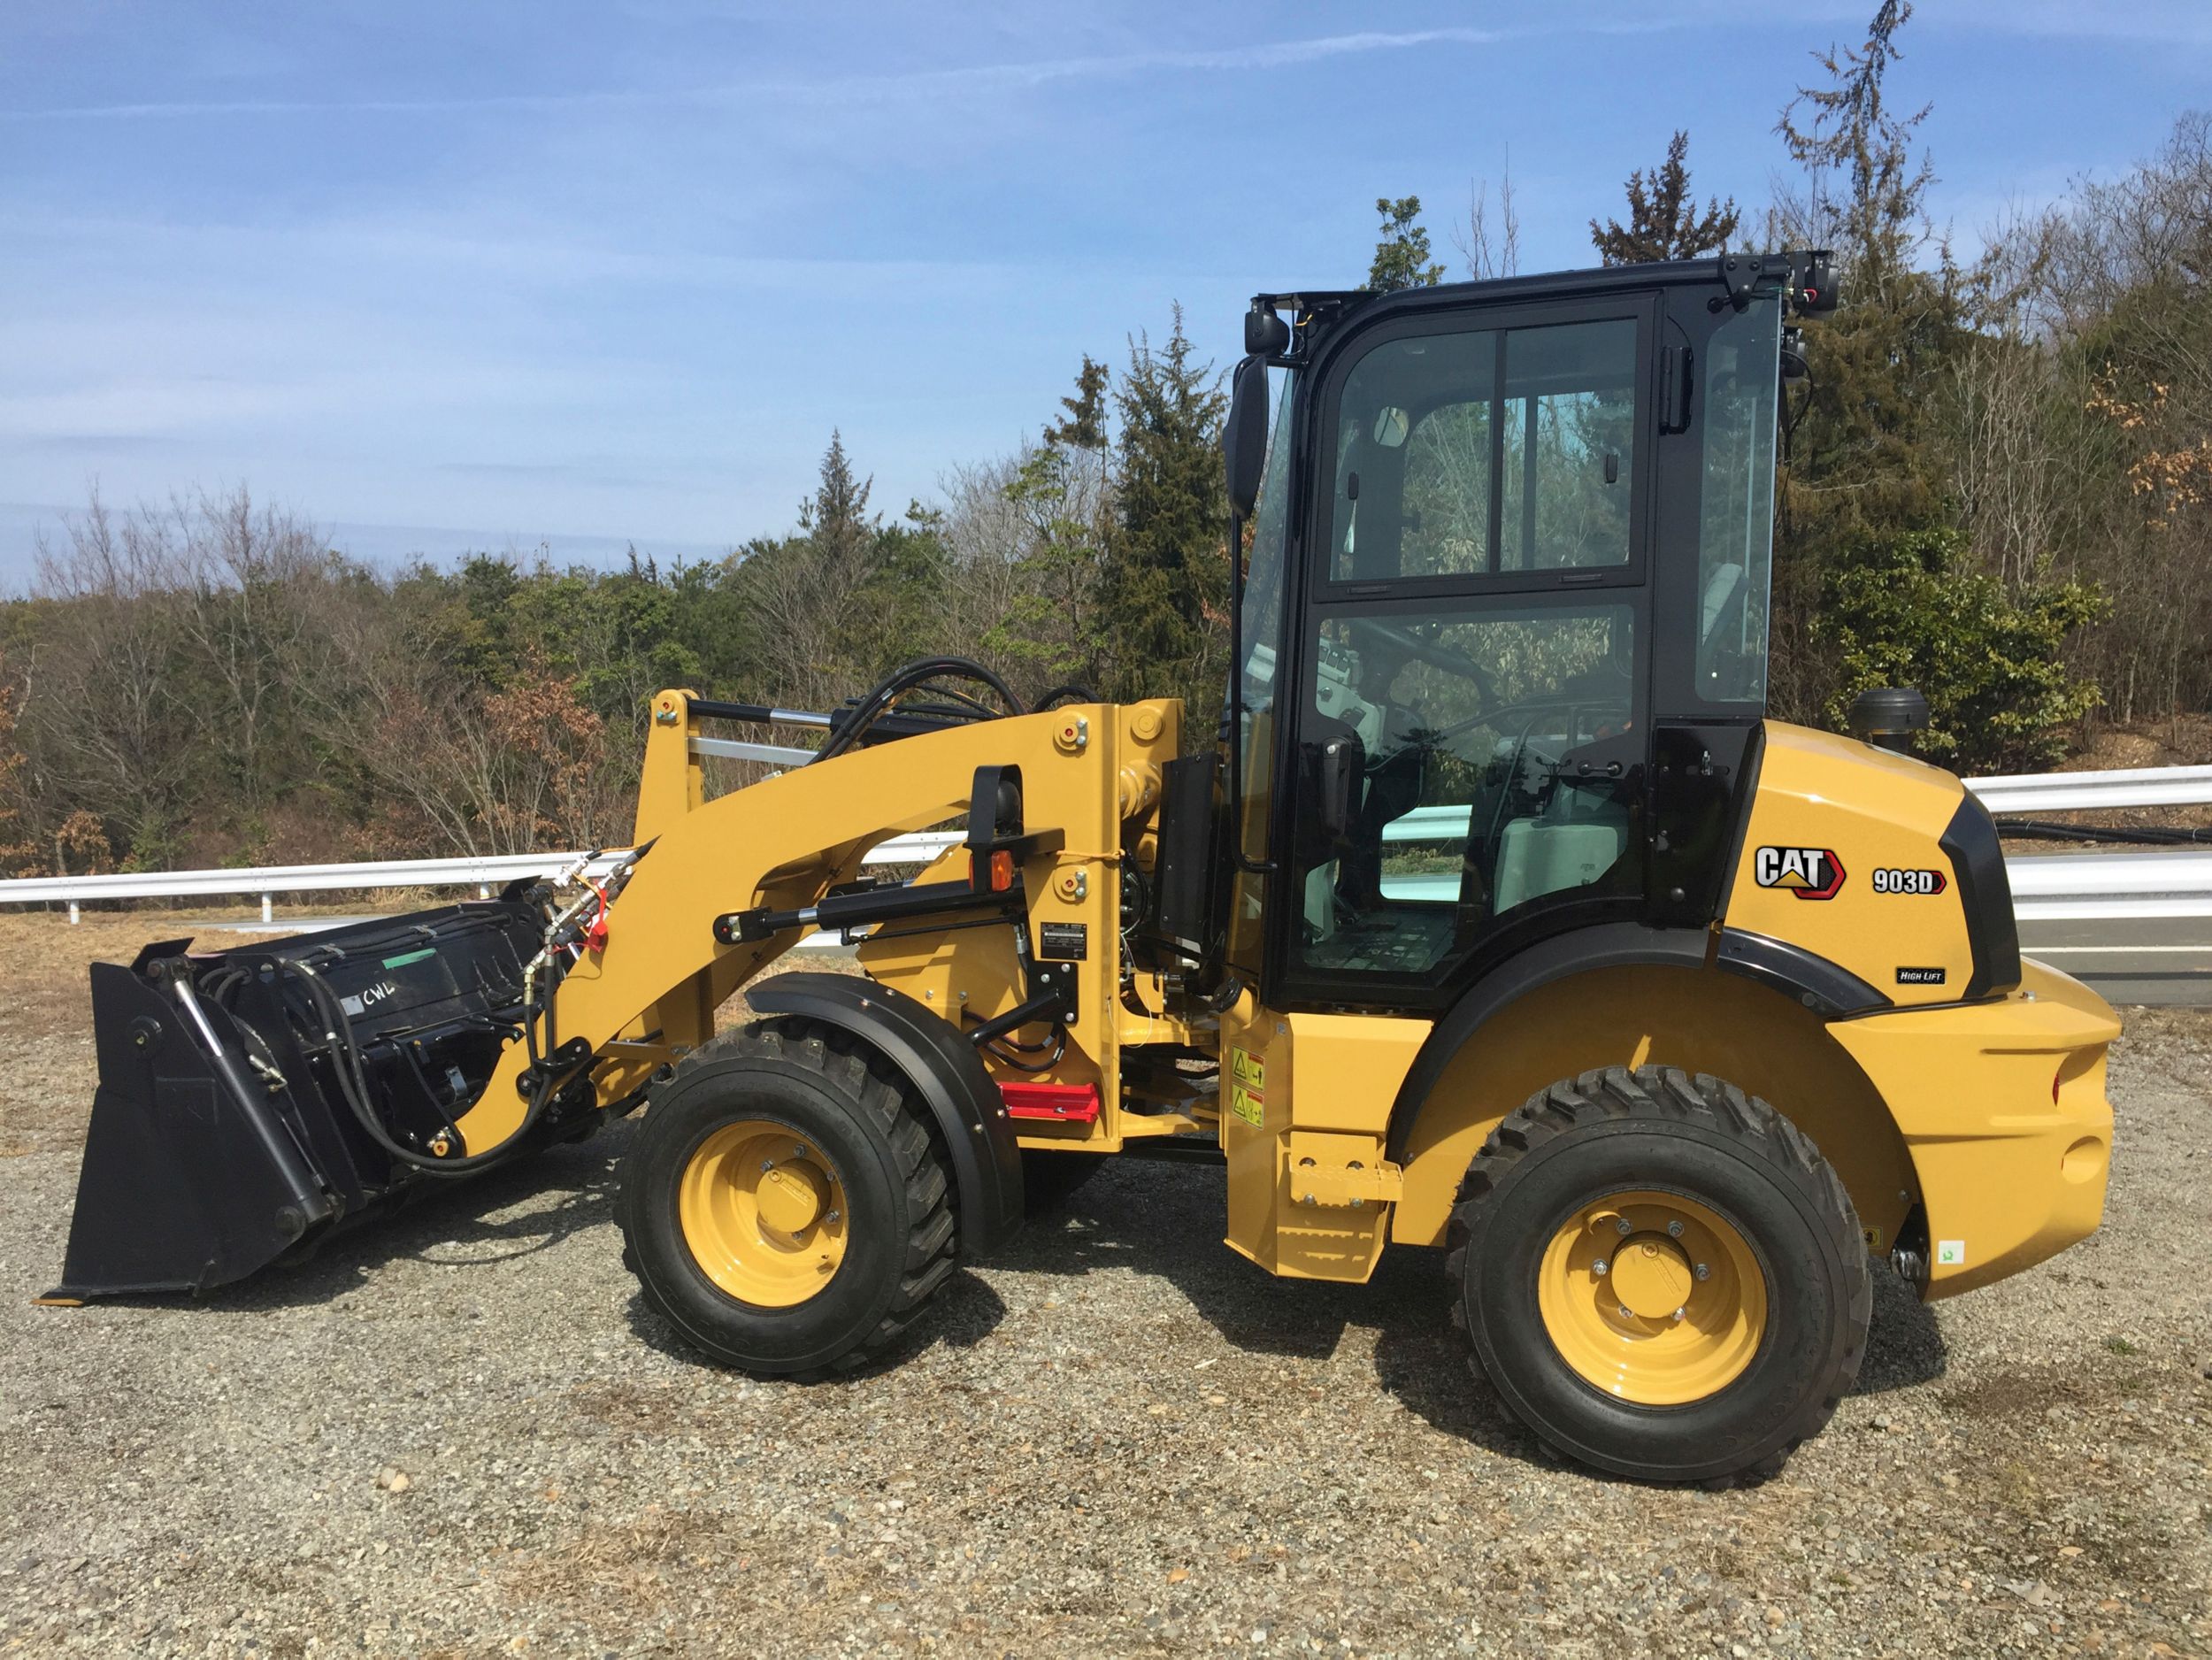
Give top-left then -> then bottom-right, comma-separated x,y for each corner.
1766,0 -> 1964,722
989,358 -> 1116,692
797,429 -> 874,570
1044,356 -> 1110,450
1777,0 -> 1932,291
1368,196 -> 1445,292
1589,131 -> 1741,265
1094,308 -> 1228,721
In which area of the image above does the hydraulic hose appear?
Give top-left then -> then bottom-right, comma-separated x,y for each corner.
281,959 -> 562,1178
811,657 -> 1025,765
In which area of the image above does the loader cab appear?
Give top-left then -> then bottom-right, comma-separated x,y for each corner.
1226,256 -> 1803,1012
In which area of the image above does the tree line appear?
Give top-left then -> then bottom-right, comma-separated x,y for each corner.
3,2 -> 2208,875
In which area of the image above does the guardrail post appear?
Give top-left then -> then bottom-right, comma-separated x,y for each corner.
68,901 -> 80,926
261,894 -> 273,925
480,884 -> 490,900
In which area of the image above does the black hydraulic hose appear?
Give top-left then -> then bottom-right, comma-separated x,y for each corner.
1034,684 -> 1097,710
964,988 -> 1066,1048
1995,818 -> 2212,846
984,1034 -> 1067,1074
281,960 -> 559,1177
813,657 -> 1025,765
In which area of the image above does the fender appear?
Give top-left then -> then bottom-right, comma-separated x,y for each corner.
746,972 -> 1025,1255
1384,924 -> 1711,1165
1713,927 -> 1890,1018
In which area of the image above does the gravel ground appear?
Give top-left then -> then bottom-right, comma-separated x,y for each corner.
0,918 -> 2207,1658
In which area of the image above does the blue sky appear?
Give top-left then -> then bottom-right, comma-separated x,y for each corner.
3,2 -> 2207,588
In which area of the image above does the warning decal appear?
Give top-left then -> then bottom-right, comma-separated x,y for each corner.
1228,1048 -> 1265,1126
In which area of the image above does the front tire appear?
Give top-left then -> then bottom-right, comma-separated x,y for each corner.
619,1020 -> 958,1376
1448,1065 -> 1869,1485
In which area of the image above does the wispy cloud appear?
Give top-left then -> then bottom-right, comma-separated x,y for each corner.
1,23 -> 1667,121
10,2 -> 2205,126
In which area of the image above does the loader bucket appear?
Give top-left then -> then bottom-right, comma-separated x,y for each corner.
45,903 -> 549,1302
46,955 -> 338,1298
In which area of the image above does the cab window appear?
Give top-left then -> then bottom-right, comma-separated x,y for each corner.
1289,600 -> 1641,983
1328,318 -> 1639,583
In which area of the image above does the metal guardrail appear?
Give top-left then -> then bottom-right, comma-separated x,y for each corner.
2003,849 -> 2212,922
1965,764 -> 2212,815
4,763 -> 2209,927
1365,765 -> 2212,842
0,833 -> 965,925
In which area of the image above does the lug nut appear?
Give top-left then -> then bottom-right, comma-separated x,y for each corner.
794,1144 -> 810,1158
1667,1219 -> 1684,1238
1694,1263 -> 1709,1280
1618,1304 -> 1634,1318
1616,1218 -> 1632,1236
824,1210 -> 840,1225
761,1159 -> 776,1172
1672,1308 -> 1686,1322
1591,1258 -> 1609,1277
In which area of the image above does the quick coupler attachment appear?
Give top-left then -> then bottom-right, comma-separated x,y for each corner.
45,902 -> 548,1301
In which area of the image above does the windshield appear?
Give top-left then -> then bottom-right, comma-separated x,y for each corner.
1239,368 -> 1296,708
1694,295 -> 1782,704
1234,368 -> 1296,868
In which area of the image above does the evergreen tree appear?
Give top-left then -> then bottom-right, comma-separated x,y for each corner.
1589,131 -> 1740,265
990,358 -> 1115,692
1044,355 -> 1110,450
1765,0 -> 1966,722
733,432 -> 949,709
1368,196 -> 1445,292
1777,0 -> 1933,291
1094,308 -> 1228,721
797,429 -> 874,568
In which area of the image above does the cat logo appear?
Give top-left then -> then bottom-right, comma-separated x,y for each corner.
1753,845 -> 1847,900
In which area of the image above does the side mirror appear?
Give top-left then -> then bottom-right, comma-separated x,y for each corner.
1791,250 -> 1840,316
1315,734 -> 1364,842
1780,325 -> 1810,386
1224,354 -> 1271,519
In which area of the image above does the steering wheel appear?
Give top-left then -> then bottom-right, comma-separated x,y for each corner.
1421,693 -> 1627,751
1347,616 -> 1502,709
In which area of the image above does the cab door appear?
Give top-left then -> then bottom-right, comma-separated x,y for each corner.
1267,295 -> 1657,1012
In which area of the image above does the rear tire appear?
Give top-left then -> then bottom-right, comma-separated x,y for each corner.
1447,1065 -> 1869,1485
619,1019 -> 958,1376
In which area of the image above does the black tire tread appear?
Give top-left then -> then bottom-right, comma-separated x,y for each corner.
1444,1064 -> 1870,1486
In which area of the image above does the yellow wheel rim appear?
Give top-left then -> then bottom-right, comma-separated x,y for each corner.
1536,1189 -> 1767,1407
678,1120 -> 849,1308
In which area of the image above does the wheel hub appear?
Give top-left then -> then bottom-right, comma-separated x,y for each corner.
1536,1190 -> 1767,1407
1611,1235 -> 1694,1319
756,1159 -> 828,1233
678,1121 -> 849,1309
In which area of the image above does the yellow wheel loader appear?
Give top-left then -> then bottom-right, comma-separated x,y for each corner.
45,251 -> 2121,1485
